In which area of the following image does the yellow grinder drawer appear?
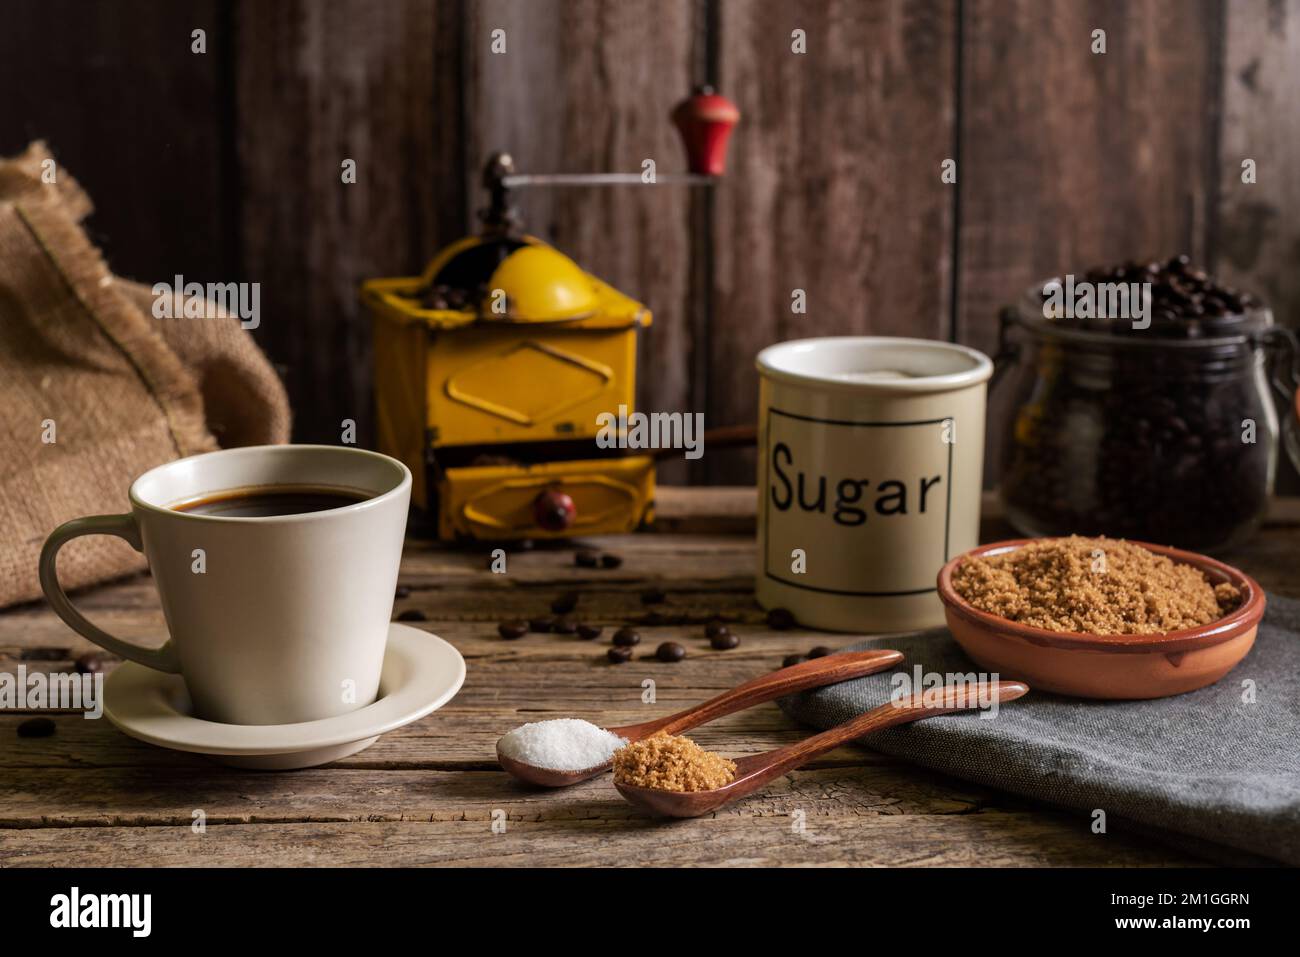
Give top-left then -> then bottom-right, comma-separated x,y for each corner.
438,456 -> 655,540
427,326 -> 638,447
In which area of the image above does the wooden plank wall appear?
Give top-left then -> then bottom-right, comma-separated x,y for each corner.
0,0 -> 234,281
1,0 -> 1298,487
712,0 -> 956,483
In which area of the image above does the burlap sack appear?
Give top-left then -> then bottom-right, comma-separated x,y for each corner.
0,142 -> 290,608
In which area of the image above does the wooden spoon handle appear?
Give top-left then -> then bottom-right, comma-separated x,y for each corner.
734,680 -> 1029,792
611,649 -> 905,740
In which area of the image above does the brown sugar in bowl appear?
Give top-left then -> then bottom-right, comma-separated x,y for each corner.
936,539 -> 1265,700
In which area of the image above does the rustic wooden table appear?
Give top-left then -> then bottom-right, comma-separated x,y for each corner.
2,489 -> 1296,867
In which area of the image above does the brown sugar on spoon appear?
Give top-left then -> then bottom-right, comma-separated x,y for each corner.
951,536 -> 1241,635
612,732 -> 735,792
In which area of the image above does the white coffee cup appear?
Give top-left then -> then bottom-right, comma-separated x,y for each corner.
756,337 -> 993,632
39,445 -> 412,725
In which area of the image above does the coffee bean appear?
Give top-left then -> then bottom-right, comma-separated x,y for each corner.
17,717 -> 55,738
808,646 -> 832,658
551,592 -> 578,614
710,631 -> 740,650
552,616 -> 577,635
641,587 -> 666,604
704,621 -> 730,639
1005,256 -> 1271,551
528,616 -> 556,633
498,620 -> 528,640
767,608 -> 796,630
396,609 -> 427,622
599,553 -> 623,569
576,624 -> 604,641
656,641 -> 686,663
395,584 -> 412,599
781,653 -> 806,668
575,550 -> 600,568
612,627 -> 641,647
641,611 -> 666,626
74,652 -> 111,675
607,646 -> 633,664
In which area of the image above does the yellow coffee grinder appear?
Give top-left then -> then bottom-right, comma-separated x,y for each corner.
362,87 -> 739,541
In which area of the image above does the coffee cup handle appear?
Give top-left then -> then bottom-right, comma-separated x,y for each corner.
39,514 -> 181,674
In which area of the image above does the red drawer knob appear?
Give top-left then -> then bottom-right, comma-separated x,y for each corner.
534,488 -> 576,532
672,85 -> 740,176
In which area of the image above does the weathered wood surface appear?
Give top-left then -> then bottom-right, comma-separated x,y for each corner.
710,0 -> 957,484
234,0 -> 459,446
0,0 -> 232,282
4,488 -> 1294,866
957,0 -> 1221,359
1,811 -> 1190,868
1218,0 -> 1300,326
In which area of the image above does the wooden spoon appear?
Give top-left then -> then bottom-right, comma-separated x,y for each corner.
614,679 -> 1029,817
497,649 -> 904,787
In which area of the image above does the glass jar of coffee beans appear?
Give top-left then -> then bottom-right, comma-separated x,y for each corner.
995,256 -> 1293,552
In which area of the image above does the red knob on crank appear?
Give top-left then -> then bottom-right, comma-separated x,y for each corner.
672,85 -> 740,176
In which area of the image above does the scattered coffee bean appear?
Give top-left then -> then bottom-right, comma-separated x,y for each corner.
781,653 -> 806,668
576,624 -> 604,641
396,609 -> 427,622
607,646 -> 633,664
498,620 -> 528,640
74,652 -> 111,675
807,646 -> 832,659
641,587 -> 666,604
575,550 -> 600,568
528,616 -> 556,633
552,616 -> 577,635
395,584 -> 412,599
551,592 -> 578,614
710,631 -> 740,650
704,621 -> 730,639
641,611 -> 666,626
17,717 -> 55,738
612,627 -> 641,647
656,641 -> 686,663
600,553 -> 623,569
767,607 -> 796,630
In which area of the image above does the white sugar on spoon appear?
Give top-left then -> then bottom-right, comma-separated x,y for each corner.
497,719 -> 626,773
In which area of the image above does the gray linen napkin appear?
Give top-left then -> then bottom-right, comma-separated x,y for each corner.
779,593 -> 1300,865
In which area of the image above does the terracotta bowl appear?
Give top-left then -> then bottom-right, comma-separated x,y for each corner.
936,539 -> 1266,700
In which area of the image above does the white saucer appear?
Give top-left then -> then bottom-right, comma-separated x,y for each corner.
103,624 -> 465,770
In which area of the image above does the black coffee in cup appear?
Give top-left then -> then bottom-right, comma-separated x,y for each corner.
171,485 -> 371,518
